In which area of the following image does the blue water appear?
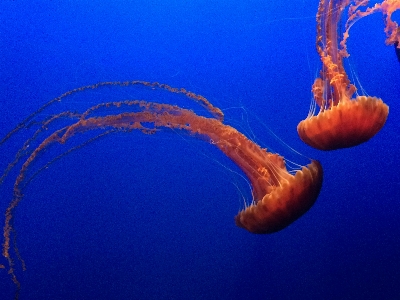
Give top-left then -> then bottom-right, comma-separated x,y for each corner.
1,1 -> 399,299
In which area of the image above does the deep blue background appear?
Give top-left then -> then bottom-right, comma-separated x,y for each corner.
1,1 -> 400,299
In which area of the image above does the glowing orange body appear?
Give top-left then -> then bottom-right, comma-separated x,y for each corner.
297,0 -> 399,150
1,82 -> 323,297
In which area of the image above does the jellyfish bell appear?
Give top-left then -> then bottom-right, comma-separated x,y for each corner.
221,111 -> 324,233
297,94 -> 389,150
235,159 -> 322,234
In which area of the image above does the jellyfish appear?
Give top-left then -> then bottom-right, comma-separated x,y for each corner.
0,81 -> 323,297
297,0 -> 400,150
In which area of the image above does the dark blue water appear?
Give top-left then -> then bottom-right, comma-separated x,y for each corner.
1,1 -> 399,299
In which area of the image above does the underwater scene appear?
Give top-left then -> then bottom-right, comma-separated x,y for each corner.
1,1 -> 400,299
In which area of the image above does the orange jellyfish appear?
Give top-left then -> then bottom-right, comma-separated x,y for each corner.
297,0 -> 400,150
1,81 -> 323,297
